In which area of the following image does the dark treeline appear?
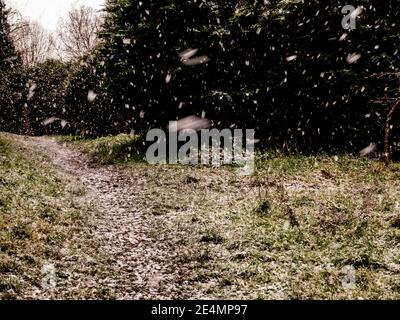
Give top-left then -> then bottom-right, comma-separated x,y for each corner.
0,0 -> 399,153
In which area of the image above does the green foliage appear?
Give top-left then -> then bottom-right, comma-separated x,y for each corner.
0,0 -> 16,72
75,0 -> 397,151
0,0 -> 23,133
2,0 -> 400,152
59,134 -> 146,164
24,60 -> 70,135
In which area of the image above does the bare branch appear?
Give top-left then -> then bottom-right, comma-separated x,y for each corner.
56,6 -> 103,61
10,12 -> 54,67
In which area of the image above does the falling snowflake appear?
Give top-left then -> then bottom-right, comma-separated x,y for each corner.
346,53 -> 362,64
27,83 -> 37,100
179,48 -> 209,66
360,143 -> 377,156
286,55 -> 297,62
339,33 -> 348,41
87,90 -> 97,102
42,117 -> 58,126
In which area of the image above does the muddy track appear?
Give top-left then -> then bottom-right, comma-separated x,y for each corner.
22,136 -> 188,299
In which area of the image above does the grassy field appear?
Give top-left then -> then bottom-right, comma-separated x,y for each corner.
0,133 -> 109,299
60,134 -> 146,164
1,133 -> 400,299
60,134 -> 400,299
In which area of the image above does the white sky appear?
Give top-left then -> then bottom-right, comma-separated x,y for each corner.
6,0 -> 105,31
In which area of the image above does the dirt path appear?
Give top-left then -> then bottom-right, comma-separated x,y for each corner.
10,135 -> 400,299
21,136 -> 189,299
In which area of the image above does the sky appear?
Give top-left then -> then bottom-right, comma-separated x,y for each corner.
6,0 -> 105,31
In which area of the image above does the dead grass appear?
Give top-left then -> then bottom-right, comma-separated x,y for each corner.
59,134 -> 145,164
0,133 -> 112,299
6,134 -> 400,299
69,137 -> 399,299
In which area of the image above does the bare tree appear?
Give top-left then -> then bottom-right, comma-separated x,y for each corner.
9,11 -> 54,67
57,6 -> 103,61
7,9 -> 26,38
15,21 -> 54,67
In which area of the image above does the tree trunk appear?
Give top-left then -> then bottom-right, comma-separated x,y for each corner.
22,104 -> 32,135
384,98 -> 400,166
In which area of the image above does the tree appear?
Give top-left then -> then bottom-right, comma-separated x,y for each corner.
63,56 -> 109,136
92,0 -> 399,152
0,0 -> 24,133
384,98 -> 400,165
2,0 -> 399,150
12,18 -> 54,67
0,0 -> 17,71
57,6 -> 103,61
24,59 -> 70,135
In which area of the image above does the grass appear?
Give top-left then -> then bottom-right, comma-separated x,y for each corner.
0,133 -> 111,299
59,134 -> 146,164
4,133 -> 400,299
63,134 -> 400,299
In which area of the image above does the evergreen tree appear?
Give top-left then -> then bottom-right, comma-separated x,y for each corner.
0,0 -> 23,133
91,0 -> 398,151
0,0 -> 16,71
20,0 -> 399,151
